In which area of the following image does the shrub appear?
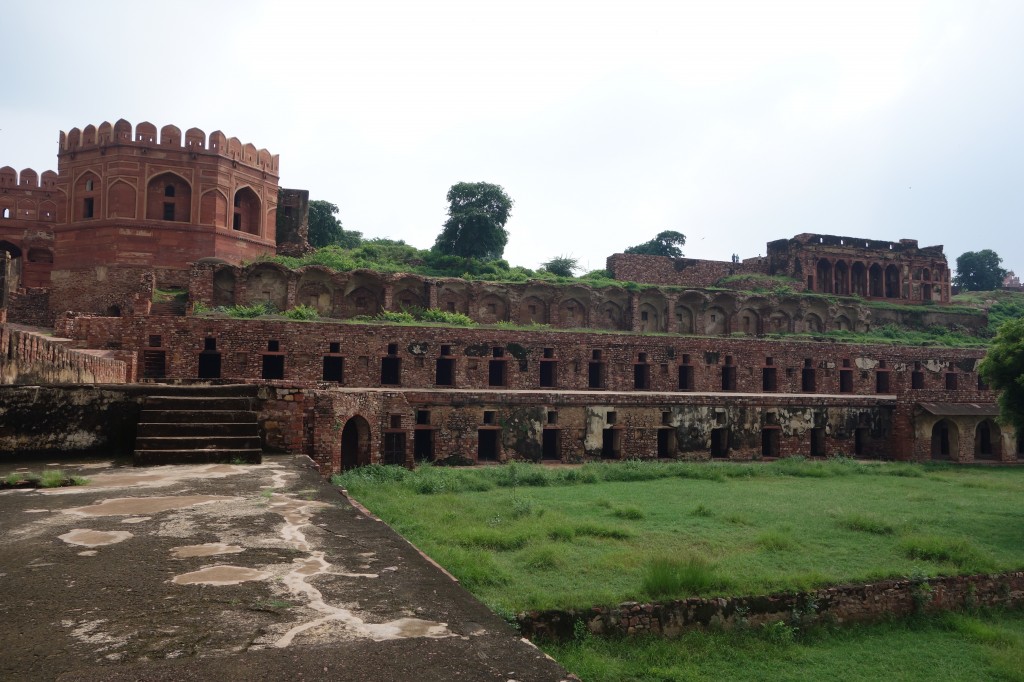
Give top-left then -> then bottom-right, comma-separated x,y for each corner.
220,302 -> 274,318
282,304 -> 320,320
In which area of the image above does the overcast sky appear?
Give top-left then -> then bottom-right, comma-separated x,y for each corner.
3,0 -> 1021,276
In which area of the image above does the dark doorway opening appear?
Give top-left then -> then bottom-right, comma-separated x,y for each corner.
931,420 -> 955,460
380,357 -> 401,385
488,360 -> 507,387
539,361 -> 556,388
762,367 -> 777,392
876,371 -> 890,393
198,351 -> 221,379
414,430 -> 434,462
802,367 -> 816,392
435,357 -> 454,386
761,428 -> 780,457
478,429 -> 499,461
839,370 -> 853,393
542,429 -> 561,460
678,365 -> 694,391
634,363 -> 650,390
855,427 -> 868,457
601,429 -> 621,459
323,356 -> 343,382
721,366 -> 736,391
588,362 -> 605,389
341,416 -> 370,470
710,428 -> 729,458
810,427 -> 826,456
262,355 -> 284,380
657,429 -> 676,458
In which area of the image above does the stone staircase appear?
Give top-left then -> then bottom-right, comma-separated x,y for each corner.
149,300 -> 187,316
134,385 -> 262,465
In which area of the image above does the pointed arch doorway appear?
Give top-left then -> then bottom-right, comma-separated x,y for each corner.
341,416 -> 371,470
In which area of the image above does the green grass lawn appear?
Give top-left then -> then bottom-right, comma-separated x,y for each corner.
544,610 -> 1024,682
335,459 -> 1024,615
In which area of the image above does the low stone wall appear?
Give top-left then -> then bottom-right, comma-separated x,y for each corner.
0,324 -> 129,385
0,385 -> 143,457
517,571 -> 1024,642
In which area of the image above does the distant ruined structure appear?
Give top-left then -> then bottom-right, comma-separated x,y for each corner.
0,121 -> 1018,471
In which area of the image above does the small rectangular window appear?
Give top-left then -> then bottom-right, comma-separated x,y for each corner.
483,410 -> 496,425
946,373 -> 958,390
267,340 -> 280,352
606,411 -> 617,425
547,411 -> 557,425
417,410 -> 430,425
329,342 -> 340,353
390,414 -> 402,429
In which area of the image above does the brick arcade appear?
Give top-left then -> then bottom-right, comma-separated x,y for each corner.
0,121 -> 1018,473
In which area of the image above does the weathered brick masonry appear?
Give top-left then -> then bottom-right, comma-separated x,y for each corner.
517,571 -> 1024,642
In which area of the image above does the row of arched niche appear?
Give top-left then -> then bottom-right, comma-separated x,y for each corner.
208,264 -> 872,335
805,258 -> 948,301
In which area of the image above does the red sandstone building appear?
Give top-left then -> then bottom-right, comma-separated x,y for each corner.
0,122 -> 1018,473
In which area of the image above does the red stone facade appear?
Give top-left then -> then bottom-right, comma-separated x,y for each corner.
1,120 -> 281,314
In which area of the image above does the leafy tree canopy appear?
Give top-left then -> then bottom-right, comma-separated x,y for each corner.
979,317 -> 1024,433
954,250 -> 1006,292
541,255 -> 579,277
309,199 -> 364,249
433,182 -> 514,260
624,230 -> 687,258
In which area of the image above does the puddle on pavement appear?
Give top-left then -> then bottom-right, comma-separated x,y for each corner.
65,495 -> 235,517
171,543 -> 245,558
44,464 -> 252,493
59,529 -> 133,547
172,565 -> 270,586
364,617 -> 451,640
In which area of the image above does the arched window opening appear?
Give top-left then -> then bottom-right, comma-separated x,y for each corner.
165,185 -> 175,198
232,187 -> 261,235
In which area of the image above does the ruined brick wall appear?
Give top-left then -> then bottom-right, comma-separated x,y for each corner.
0,324 -> 129,385
48,265 -> 154,316
54,314 -> 125,349
518,571 -> 1024,642
275,188 -> 312,257
7,288 -> 52,326
606,254 -> 768,288
767,234 -> 952,304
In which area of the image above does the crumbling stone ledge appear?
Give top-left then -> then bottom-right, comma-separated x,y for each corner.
516,571 -> 1024,642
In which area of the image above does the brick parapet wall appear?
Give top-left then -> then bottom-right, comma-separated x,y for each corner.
606,254 -> 768,288
0,324 -> 128,385
517,571 -> 1024,642
49,265 -> 155,316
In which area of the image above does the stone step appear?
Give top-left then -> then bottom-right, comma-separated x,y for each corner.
134,435 -> 263,451
136,422 -> 260,438
134,449 -> 262,465
139,410 -> 257,424
143,396 -> 255,411
149,301 -> 187,316
139,384 -> 260,398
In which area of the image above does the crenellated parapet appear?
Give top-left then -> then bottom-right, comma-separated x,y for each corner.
58,119 -> 279,174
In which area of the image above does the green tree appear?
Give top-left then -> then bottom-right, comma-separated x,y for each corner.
979,317 -> 1024,433
433,182 -> 513,260
306,199 -> 362,249
541,255 -> 579,277
954,250 -> 1007,292
624,230 -> 687,258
